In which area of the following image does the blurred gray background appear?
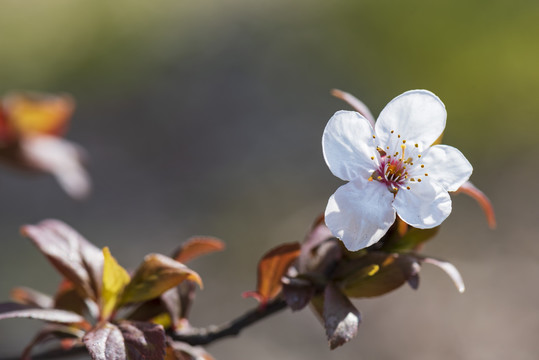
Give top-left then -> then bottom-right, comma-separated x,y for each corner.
0,0 -> 538,359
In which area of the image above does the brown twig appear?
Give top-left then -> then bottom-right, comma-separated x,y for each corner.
169,298 -> 289,345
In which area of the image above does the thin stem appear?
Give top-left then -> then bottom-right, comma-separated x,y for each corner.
169,298 -> 289,345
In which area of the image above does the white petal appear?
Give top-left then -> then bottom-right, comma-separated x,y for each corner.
323,110 -> 378,181
21,135 -> 91,199
419,144 -> 473,192
325,177 -> 396,251
393,177 -> 451,228
375,90 -> 446,150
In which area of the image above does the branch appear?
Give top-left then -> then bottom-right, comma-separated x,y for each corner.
169,298 -> 289,345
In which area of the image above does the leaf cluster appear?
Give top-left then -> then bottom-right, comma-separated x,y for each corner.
244,215 -> 464,349
0,220 -> 222,359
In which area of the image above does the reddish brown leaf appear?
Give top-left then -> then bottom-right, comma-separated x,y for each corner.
118,321 -> 166,360
299,214 -> 334,273
330,89 -> 375,126
166,339 -> 215,360
10,287 -> 54,308
84,322 -> 126,360
21,220 -> 103,301
21,323 -> 85,359
323,283 -> 361,350
173,236 -> 225,264
281,276 -> 316,311
54,281 -> 89,316
243,242 -> 301,306
120,254 -> 202,306
456,181 -> 496,229
0,302 -> 85,324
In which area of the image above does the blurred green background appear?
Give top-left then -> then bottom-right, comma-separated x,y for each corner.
0,0 -> 538,358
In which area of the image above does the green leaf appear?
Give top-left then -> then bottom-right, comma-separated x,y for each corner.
101,247 -> 130,320
120,254 -> 202,306
382,226 -> 440,252
336,252 -> 419,298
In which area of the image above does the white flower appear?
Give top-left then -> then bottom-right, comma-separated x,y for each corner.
323,90 -> 473,251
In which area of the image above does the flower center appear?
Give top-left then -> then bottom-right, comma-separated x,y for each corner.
369,131 -> 428,194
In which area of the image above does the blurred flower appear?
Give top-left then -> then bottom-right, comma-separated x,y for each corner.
323,90 -> 473,251
0,92 -> 90,199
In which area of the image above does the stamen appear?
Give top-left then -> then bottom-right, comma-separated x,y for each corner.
398,134 -> 401,138
406,186 -> 410,190
421,164 -> 424,168
418,178 -> 422,182
425,173 -> 429,176
414,144 -> 418,148
391,130 -> 394,133
368,176 -> 373,181
402,140 -> 406,144
372,135 -> 376,139
370,156 -> 374,160
417,154 -> 422,158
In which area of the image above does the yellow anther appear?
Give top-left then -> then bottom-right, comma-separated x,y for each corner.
410,178 -> 415,181
418,154 -> 422,158
425,173 -> 429,176
391,130 -> 394,133
398,134 -> 401,138
414,144 -> 418,148
386,146 -> 390,150
368,176 -> 373,181
372,135 -> 376,139
377,176 -> 382,180
402,140 -> 406,144
406,186 -> 410,190
370,156 -> 374,160
418,178 -> 422,182
421,164 -> 424,168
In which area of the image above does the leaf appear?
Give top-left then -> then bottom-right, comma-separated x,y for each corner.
281,276 -> 316,311
20,135 -> 91,199
417,255 -> 465,293
336,252 -> 420,298
323,283 -> 361,350
21,323 -> 85,359
54,280 -> 90,316
10,287 -> 54,308
382,226 -> 440,253
102,247 -> 131,320
0,302 -> 85,324
166,339 -> 215,360
120,254 -> 202,306
21,219 -> 103,301
299,214 -> 334,273
173,236 -> 225,264
243,242 -> 301,306
1,92 -> 74,137
456,181 -> 496,229
84,322 -> 126,360
330,89 -> 375,127
118,321 -> 166,360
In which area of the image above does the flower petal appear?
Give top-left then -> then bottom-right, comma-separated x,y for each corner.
393,178 -> 451,228
323,110 -> 378,181
418,144 -> 473,192
375,90 -> 446,150
325,177 -> 396,251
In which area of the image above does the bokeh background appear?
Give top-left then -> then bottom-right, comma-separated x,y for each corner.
0,0 -> 538,358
